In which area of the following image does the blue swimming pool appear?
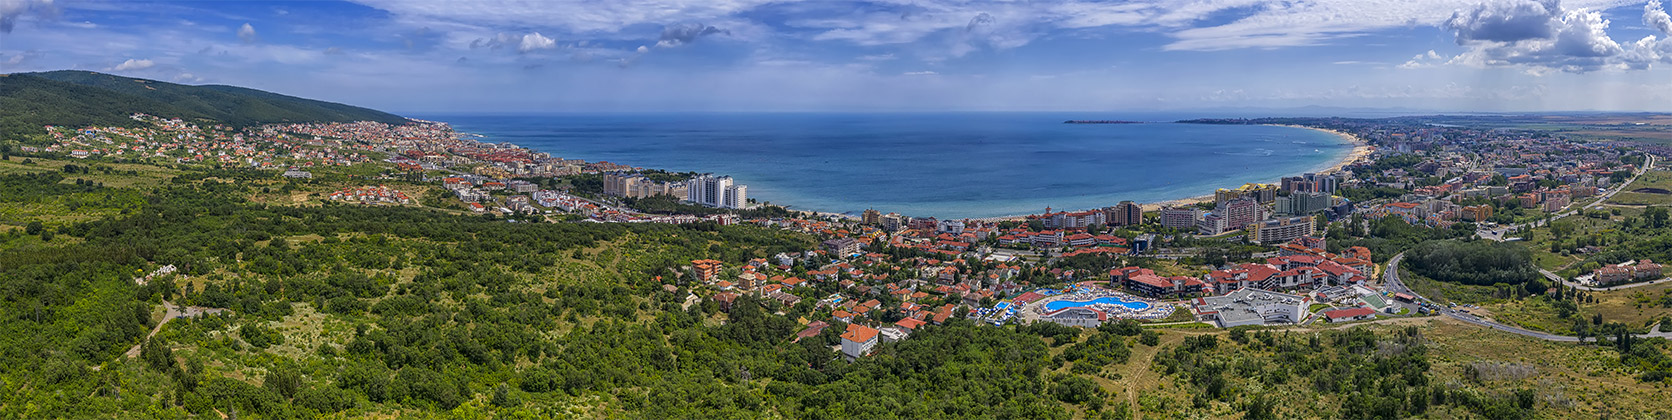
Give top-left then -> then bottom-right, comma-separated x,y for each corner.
1043,296 -> 1150,312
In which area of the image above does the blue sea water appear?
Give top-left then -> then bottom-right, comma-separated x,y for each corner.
1042,296 -> 1152,312
422,113 -> 1353,219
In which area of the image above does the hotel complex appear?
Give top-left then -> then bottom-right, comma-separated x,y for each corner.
687,174 -> 750,209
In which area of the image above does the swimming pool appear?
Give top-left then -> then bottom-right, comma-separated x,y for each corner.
1043,296 -> 1151,312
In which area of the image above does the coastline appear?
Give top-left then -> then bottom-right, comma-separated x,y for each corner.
974,124 -> 1371,221
445,117 -> 1370,222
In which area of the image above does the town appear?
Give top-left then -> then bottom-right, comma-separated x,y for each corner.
25,112 -> 1668,363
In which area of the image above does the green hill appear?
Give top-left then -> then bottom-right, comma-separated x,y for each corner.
0,70 -> 406,139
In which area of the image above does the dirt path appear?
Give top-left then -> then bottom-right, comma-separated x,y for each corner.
124,300 -> 179,358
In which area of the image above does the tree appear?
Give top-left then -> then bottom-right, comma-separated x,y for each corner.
24,221 -> 43,235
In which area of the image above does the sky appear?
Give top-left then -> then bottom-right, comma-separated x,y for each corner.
2,0 -> 1671,113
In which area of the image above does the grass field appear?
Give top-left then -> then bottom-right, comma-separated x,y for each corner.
1608,170 -> 1672,206
0,155 -> 181,188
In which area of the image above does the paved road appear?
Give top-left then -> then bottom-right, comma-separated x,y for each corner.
1540,268 -> 1672,292
1379,253 -> 1672,343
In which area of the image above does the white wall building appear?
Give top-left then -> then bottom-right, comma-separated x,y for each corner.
840,324 -> 879,359
687,174 -> 749,209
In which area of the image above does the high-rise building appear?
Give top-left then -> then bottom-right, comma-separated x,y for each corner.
862,209 -> 881,225
1160,206 -> 1201,229
1276,191 -> 1332,215
1218,197 -> 1264,229
1247,216 -> 1316,245
1106,201 -> 1143,227
1197,213 -> 1229,235
686,174 -> 750,209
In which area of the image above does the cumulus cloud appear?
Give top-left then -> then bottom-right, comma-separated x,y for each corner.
110,58 -> 156,71
0,0 -> 58,33
518,31 -> 556,52
1423,0 -> 1672,73
656,23 -> 726,48
1649,0 -> 1672,34
238,22 -> 257,43
1445,0 -> 1559,43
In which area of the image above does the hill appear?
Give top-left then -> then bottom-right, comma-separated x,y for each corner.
0,70 -> 407,138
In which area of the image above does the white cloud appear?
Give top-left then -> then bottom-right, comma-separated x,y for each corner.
1425,1 -> 1661,73
0,0 -> 58,33
347,0 -> 781,33
110,58 -> 155,71
238,22 -> 257,43
903,70 -> 938,75
518,31 -> 555,52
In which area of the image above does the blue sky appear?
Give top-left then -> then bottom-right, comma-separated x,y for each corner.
2,0 -> 1670,113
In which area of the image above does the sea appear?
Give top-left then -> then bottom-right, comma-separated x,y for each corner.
419,113 -> 1355,219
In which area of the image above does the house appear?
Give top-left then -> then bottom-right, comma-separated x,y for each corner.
823,238 -> 861,256
1322,307 -> 1377,323
794,321 -> 829,342
840,324 -> 880,359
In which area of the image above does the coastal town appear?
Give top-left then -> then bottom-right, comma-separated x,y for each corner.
20,112 -> 1669,361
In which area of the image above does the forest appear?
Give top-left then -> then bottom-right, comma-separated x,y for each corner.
0,71 -> 406,138
1403,240 -> 1541,288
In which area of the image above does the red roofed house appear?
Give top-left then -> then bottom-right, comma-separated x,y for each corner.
1322,307 -> 1377,323
1124,273 -> 1207,298
840,324 -> 880,359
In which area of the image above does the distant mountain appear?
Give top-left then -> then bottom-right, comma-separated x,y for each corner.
0,70 -> 406,137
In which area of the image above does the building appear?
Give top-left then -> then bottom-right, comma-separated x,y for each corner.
1247,216 -> 1316,245
1218,183 -> 1280,206
880,213 -> 907,232
937,219 -> 966,234
823,238 -> 861,256
692,259 -> 723,282
1461,205 -> 1494,222
1160,206 -> 1201,230
1322,307 -> 1377,323
862,209 -> 881,225
1038,306 -> 1113,328
1123,273 -> 1207,297
1219,197 -> 1264,230
604,172 -> 688,198
1197,213 -> 1229,235
1595,260 -> 1666,285
1193,288 -> 1309,328
686,174 -> 749,209
840,324 -> 879,359
1542,191 -> 1570,212
1106,201 -> 1143,227
1276,191 -> 1332,216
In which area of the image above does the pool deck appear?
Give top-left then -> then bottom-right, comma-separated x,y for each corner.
1017,287 -> 1176,324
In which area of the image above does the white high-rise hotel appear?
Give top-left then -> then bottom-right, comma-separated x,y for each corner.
687,174 -> 749,209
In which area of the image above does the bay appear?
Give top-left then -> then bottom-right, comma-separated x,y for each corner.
421,113 -> 1354,219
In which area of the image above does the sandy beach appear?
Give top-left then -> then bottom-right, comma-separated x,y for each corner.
808,123 -> 1375,223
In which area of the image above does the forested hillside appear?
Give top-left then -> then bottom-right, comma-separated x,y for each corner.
0,71 -> 406,138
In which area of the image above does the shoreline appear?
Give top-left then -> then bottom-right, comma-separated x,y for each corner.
969,124 -> 1371,222
446,119 -> 1370,223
